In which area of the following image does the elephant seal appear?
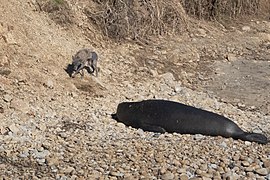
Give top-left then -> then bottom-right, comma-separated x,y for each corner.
115,99 -> 268,144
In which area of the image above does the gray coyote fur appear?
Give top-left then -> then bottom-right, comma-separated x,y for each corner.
71,49 -> 98,77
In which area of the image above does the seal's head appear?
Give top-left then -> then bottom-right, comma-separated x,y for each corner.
116,102 -> 139,126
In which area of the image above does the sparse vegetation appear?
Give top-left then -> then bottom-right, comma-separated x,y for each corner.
36,0 -> 73,25
85,0 -> 188,42
35,0 -> 269,40
181,0 -> 269,20
84,0 -> 269,42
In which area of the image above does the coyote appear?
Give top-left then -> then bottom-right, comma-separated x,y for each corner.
71,49 -> 98,78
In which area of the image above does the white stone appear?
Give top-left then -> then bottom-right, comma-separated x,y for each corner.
242,26 -> 251,32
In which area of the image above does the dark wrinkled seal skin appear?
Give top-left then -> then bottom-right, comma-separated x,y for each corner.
115,99 -> 268,144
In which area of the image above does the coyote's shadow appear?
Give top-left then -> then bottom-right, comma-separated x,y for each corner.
64,64 -> 94,78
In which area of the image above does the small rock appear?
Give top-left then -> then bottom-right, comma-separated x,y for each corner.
37,123 -> 46,131
246,172 -> 255,178
137,129 -> 145,137
212,176 -> 222,180
160,84 -> 171,92
160,167 -> 167,174
0,164 -> 6,170
228,161 -> 236,169
2,32 -> 17,44
237,103 -> 245,108
263,159 -> 270,168
189,178 -> 201,180
245,164 -> 259,172
8,123 -> 20,133
46,157 -> 60,166
44,79 -> 54,89
202,177 -> 211,180
219,141 -> 227,148
0,107 -> 3,113
210,164 -> 218,169
0,68 -> 11,76
3,94 -> 12,102
194,134 -> 205,140
36,158 -> 46,164
51,166 -> 58,173
174,84 -> 182,93
255,168 -> 269,176
0,126 -> 8,135
161,172 -> 174,180
149,69 -> 158,76
244,141 -> 252,146
58,132 -> 68,138
196,169 -> 203,175
241,161 -> 250,167
246,157 -> 253,164
186,170 -> 194,178
253,129 -> 263,134
116,122 -> 126,129
10,98 -> 29,113
226,54 -> 237,61
18,151 -> 29,158
178,168 -> 186,173
0,56 -> 9,67
64,166 -> 75,174
70,92 -> 78,98
242,26 -> 251,32
109,171 -> 124,177
217,167 -> 225,174
33,150 -> 50,159
91,77 -> 106,89
56,174 -> 67,180
160,72 -> 175,85
195,28 -> 207,37
223,172 -> 239,180
172,159 -> 180,166
179,174 -> 189,180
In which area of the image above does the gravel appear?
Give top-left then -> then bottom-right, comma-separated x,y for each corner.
0,70 -> 269,179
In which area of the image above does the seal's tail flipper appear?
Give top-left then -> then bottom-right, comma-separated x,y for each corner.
238,132 -> 268,144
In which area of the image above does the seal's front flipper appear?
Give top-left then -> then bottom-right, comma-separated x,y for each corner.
141,124 -> 166,133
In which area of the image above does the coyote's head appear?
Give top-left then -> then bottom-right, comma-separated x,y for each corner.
72,57 -> 84,71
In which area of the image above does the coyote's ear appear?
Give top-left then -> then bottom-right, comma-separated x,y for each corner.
72,55 -> 75,60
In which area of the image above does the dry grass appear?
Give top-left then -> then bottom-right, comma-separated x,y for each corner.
85,0 -> 188,42
36,0 -> 73,25
259,0 -> 270,18
36,0 -> 269,42
181,0 -> 269,20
